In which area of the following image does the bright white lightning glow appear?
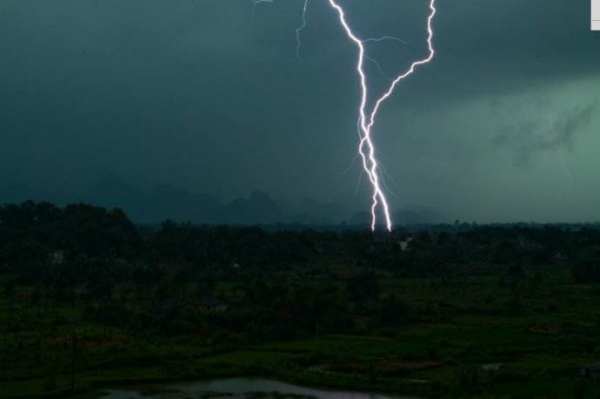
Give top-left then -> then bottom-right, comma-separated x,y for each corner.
253,0 -> 437,232
326,0 -> 437,232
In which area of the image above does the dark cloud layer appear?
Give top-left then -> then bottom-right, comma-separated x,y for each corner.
0,0 -> 598,223
493,101 -> 597,166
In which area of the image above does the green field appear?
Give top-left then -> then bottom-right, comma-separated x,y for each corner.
3,267 -> 600,398
2,203 -> 600,398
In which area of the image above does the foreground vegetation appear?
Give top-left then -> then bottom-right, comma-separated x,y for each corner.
1,201 -> 600,398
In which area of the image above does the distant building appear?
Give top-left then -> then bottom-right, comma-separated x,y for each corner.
199,297 -> 228,313
552,252 -> 568,262
50,251 -> 65,265
481,363 -> 503,372
398,237 -> 414,252
580,363 -> 600,380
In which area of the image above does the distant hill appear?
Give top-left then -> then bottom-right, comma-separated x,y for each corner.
1,175 -> 446,227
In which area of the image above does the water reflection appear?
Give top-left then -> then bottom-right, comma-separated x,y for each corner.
101,377 -> 416,399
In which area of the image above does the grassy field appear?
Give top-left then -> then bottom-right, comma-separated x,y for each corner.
3,266 -> 600,399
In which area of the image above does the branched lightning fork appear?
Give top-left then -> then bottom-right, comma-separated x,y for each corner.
365,35 -> 408,45
253,0 -> 437,232
296,0 -> 311,58
326,0 -> 437,232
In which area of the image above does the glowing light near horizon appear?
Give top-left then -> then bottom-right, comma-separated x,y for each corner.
253,0 -> 437,231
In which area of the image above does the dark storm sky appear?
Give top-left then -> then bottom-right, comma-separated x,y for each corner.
1,0 -> 599,223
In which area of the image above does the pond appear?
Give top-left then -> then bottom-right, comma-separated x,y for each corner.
100,377 -> 417,399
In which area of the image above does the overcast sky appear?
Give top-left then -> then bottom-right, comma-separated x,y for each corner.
1,0 -> 599,223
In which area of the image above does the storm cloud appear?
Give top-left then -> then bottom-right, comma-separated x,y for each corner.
0,0 -> 598,223
492,100 -> 597,166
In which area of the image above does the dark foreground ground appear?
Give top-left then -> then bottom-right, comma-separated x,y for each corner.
1,202 -> 600,398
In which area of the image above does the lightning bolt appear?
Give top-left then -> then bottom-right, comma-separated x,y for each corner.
364,35 -> 408,46
326,0 -> 437,232
252,0 -> 310,60
296,0 -> 311,59
253,0 -> 437,232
